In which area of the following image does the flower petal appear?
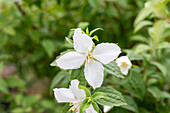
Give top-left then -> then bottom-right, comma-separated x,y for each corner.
116,56 -> 132,66
69,80 -> 86,101
53,88 -> 77,103
73,28 -> 93,53
92,43 -> 121,64
84,60 -> 104,89
56,51 -> 85,69
116,56 -> 132,75
85,104 -> 97,113
120,65 -> 130,75
103,106 -> 112,113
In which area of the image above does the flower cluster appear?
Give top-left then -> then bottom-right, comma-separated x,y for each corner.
53,28 -> 132,113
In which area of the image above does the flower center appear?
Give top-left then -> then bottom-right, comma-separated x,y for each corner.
68,101 -> 81,112
121,62 -> 127,67
85,53 -> 94,64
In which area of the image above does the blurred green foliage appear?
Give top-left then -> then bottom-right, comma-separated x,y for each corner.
0,0 -> 170,113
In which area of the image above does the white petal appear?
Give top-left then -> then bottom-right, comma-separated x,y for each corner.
116,56 -> 132,66
120,65 -> 130,75
92,43 -> 121,64
85,104 -> 97,113
69,80 -> 86,101
84,61 -> 104,89
56,51 -> 85,69
73,28 -> 93,53
53,88 -> 77,103
103,106 -> 112,113
116,56 -> 132,75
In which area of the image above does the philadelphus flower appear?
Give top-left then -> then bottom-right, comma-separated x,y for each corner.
116,56 -> 132,75
53,79 -> 97,113
56,28 -> 121,89
103,106 -> 112,113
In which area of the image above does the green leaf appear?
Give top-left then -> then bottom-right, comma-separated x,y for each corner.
77,22 -> 89,30
92,102 -> 100,112
0,76 -> 9,94
121,96 -> 139,113
134,7 -> 152,26
67,29 -> 75,38
147,86 -> 170,100
41,39 -> 55,58
123,70 -> 146,100
50,71 -> 69,89
134,20 -> 153,33
93,87 -> 126,107
153,20 -> 170,43
86,27 -> 89,36
0,62 -> 3,74
70,67 -> 87,86
92,92 -> 109,101
93,35 -> 99,42
78,85 -> 91,97
65,37 -> 73,47
6,76 -> 25,90
103,61 -> 125,78
156,41 -> 170,49
150,61 -> 167,77
133,44 -> 150,55
80,98 -> 91,113
40,99 -> 55,109
129,35 -> 147,43
87,0 -> 99,10
3,26 -> 16,36
22,95 -> 41,107
90,28 -> 103,36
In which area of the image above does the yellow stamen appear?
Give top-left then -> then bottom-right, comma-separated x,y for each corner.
122,62 -> 127,66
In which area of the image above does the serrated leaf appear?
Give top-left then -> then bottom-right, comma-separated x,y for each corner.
50,71 -> 69,90
78,85 -> 91,97
150,61 -> 167,77
103,61 -> 125,78
0,76 -> 9,94
90,28 -> 103,36
70,67 -> 87,86
123,70 -> 146,100
133,44 -> 150,55
134,20 -> 153,33
147,86 -> 170,100
93,87 -> 126,107
92,92 -> 108,101
121,96 -> 139,113
77,22 -> 89,30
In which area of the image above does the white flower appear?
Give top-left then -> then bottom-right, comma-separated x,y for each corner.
103,106 -> 112,113
53,79 -> 97,113
56,28 -> 121,89
116,56 -> 132,75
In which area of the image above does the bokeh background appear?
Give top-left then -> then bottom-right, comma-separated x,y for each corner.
0,0 -> 170,113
